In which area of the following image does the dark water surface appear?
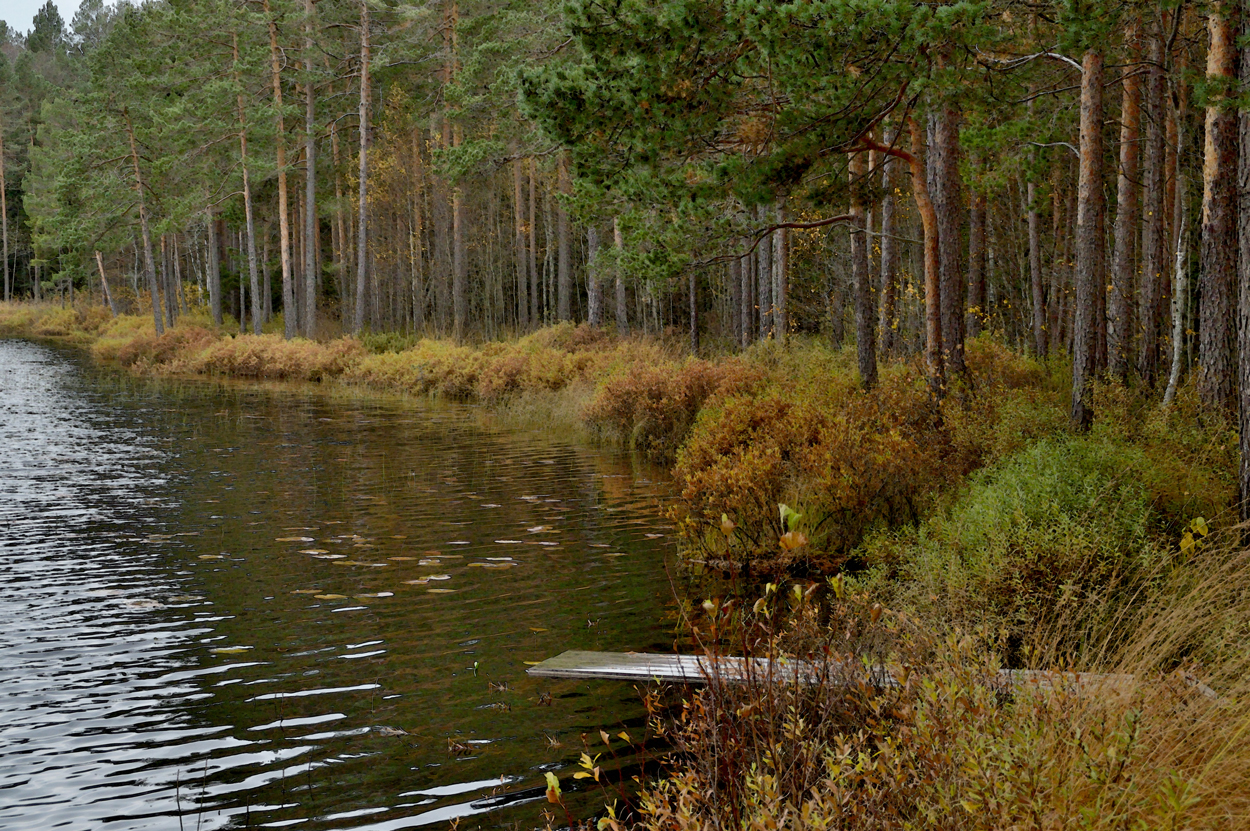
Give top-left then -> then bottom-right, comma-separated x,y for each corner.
0,339 -> 680,830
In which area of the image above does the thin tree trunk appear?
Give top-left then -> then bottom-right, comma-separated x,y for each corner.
729,247 -> 741,349
851,150 -> 877,389
452,132 -> 466,341
123,107 -> 163,335
902,117 -> 942,396
968,191 -> 986,338
354,0 -> 371,334
757,203 -> 772,338
1199,2 -> 1238,412
556,153 -> 572,321
513,154 -> 528,329
529,158 -> 539,326
613,216 -> 628,335
95,250 -> 117,316
331,117 -> 348,324
741,235 -> 753,348
234,32 -> 263,335
1109,24 -> 1142,379
774,198 -> 788,344
1,119 -> 8,302
1072,49 -> 1105,431
588,224 -> 602,326
1139,22 -> 1167,385
262,0 -> 296,339
303,0 -> 317,338
207,210 -> 222,325
932,101 -> 966,382
878,152 -> 898,356
1165,196 -> 1189,406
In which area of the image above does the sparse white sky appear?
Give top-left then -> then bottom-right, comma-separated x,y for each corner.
3,0 -> 84,37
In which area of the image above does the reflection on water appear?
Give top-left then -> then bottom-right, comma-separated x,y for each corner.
0,339 -> 678,830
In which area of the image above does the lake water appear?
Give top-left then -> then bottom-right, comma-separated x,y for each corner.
0,338 -> 680,830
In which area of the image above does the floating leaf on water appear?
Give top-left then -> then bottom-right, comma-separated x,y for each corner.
483,563 -> 516,569
199,554 -> 226,560
645,533 -> 664,539
425,574 -> 451,581
314,594 -> 347,600
468,563 -> 486,568
427,588 -> 456,594
388,556 -> 417,561
352,543 -> 375,548
418,559 -> 441,566
486,557 -> 514,562
437,554 -> 463,560
391,535 -> 407,539
524,661 -> 541,666
300,549 -> 329,555
276,537 -> 316,542
494,540 -> 524,544
447,541 -> 471,546
292,589 -> 324,595
588,543 -> 610,548
529,628 -> 548,633
210,646 -> 253,655
355,592 -> 395,599
312,554 -> 347,559
527,526 -> 549,533
481,504 -> 501,508
604,552 -> 628,557
536,542 -> 560,547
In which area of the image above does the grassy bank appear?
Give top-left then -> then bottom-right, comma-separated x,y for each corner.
5,301 -> 1246,828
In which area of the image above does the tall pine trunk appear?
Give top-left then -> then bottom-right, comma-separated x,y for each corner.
1236,0 -> 1250,518
968,191 -> 986,338
1199,2 -> 1238,412
234,33 -> 262,335
354,0 -> 371,334
1139,22 -> 1167,385
303,0 -> 317,338
1109,24 -> 1141,379
932,102 -> 966,383
1072,49 -> 1105,431
263,0 -> 296,340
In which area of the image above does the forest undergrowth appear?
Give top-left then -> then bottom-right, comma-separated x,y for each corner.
4,300 -> 1247,828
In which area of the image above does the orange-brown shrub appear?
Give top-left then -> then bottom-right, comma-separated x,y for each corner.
187,334 -> 364,381
582,357 -> 766,459
114,325 -> 218,370
672,364 -> 947,574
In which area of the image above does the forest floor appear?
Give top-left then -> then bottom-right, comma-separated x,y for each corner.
4,300 -> 1250,829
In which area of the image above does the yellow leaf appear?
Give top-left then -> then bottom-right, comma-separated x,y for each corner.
573,772 -> 593,779
1192,517 -> 1210,537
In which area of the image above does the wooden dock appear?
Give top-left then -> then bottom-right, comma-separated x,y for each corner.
526,650 -> 1149,695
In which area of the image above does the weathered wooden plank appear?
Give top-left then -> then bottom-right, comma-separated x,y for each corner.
526,650 -> 812,684
526,651 -> 1157,696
